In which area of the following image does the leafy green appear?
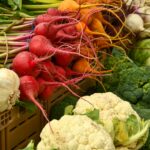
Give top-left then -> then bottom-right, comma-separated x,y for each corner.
20,140 -> 34,150
130,39 -> 150,66
16,100 -> 37,113
131,105 -> 150,150
64,105 -> 74,115
113,115 -> 149,149
50,95 -> 78,120
84,109 -> 99,123
126,114 -> 140,137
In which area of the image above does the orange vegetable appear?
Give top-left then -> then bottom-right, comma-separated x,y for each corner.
58,0 -> 99,11
76,21 -> 111,42
72,58 -> 111,74
80,46 -> 95,57
89,17 -> 106,33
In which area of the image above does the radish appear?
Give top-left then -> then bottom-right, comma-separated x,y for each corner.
39,84 -> 57,101
54,53 -> 74,67
19,76 -> 49,122
47,8 -> 62,16
34,22 -> 49,36
12,51 -> 41,77
36,77 -> 80,99
12,51 -> 51,77
40,61 -> 56,81
37,77 -> 58,101
54,65 -> 67,81
29,35 -> 91,58
40,61 -> 66,81
55,29 -> 80,41
34,14 -> 52,25
37,77 -> 47,95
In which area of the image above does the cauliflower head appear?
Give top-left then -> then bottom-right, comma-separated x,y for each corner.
37,115 -> 115,150
73,92 -> 149,149
73,92 -> 140,125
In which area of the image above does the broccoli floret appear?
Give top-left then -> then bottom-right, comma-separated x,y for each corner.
103,48 -> 150,107
116,66 -> 150,104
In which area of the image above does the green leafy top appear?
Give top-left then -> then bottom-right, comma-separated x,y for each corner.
113,114 -> 150,149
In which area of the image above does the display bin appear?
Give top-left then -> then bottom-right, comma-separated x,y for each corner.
0,78 -> 97,150
0,107 -> 19,150
4,107 -> 41,150
0,108 -> 18,131
0,130 -> 5,150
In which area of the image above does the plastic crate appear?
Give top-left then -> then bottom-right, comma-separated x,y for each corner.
4,107 -> 41,150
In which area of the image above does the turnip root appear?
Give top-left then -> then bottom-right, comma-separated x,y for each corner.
125,13 -> 145,33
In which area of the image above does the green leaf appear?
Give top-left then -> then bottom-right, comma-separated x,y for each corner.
13,0 -> 22,9
126,114 -> 140,137
84,109 -> 99,123
8,0 -> 17,10
20,140 -> 34,150
113,118 -> 129,145
16,101 -> 37,113
64,105 -> 74,115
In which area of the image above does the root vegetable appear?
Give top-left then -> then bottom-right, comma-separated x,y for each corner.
19,76 -> 49,122
12,51 -> 50,77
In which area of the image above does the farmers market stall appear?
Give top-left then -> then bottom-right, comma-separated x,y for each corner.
0,0 -> 150,150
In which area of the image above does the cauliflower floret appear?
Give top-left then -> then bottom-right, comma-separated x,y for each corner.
37,115 -> 115,150
74,92 -> 140,124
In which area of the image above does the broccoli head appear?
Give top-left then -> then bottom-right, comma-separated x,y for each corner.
103,48 -> 150,107
117,66 -> 150,105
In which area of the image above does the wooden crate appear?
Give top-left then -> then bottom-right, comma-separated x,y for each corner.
0,108 -> 18,150
0,108 -> 17,131
0,78 -> 97,150
0,130 -> 5,150
4,107 -> 41,150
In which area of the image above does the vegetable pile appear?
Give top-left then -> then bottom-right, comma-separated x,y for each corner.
0,0 -> 150,149
23,92 -> 150,150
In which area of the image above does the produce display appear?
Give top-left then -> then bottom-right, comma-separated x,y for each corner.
0,0 -> 150,149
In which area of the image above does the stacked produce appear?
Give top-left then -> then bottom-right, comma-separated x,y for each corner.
0,0 -> 132,121
0,0 -> 150,149
23,92 -> 150,150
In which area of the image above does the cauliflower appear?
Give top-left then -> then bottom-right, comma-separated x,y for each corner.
37,115 -> 115,150
73,92 -> 150,149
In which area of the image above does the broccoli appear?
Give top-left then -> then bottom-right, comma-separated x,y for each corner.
103,48 -> 150,108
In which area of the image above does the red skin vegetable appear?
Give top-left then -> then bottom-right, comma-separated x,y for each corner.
34,22 -> 49,36
29,35 -> 83,57
12,51 -> 41,77
40,61 -> 56,81
40,61 -> 67,81
54,53 -> 74,67
12,51 -> 51,77
19,76 -> 49,122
